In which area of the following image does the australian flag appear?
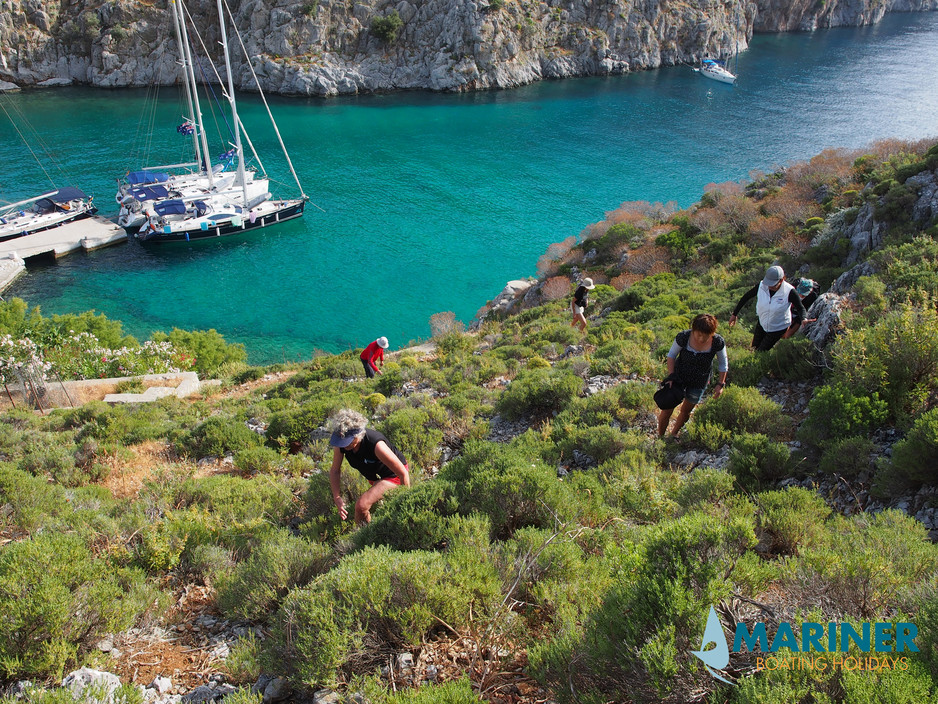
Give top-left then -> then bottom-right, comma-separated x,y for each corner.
218,148 -> 238,162
177,121 -> 196,136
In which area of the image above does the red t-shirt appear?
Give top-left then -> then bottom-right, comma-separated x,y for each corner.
360,340 -> 384,371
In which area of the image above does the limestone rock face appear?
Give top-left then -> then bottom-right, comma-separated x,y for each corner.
753,0 -> 936,32
1,0 -> 933,94
5,0 -> 918,95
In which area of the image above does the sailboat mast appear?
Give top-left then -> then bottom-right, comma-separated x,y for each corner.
216,0 -> 247,206
177,0 -> 214,187
734,2 -> 740,76
169,0 -> 201,169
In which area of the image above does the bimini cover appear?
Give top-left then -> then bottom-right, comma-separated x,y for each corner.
49,187 -> 88,203
129,185 -> 169,202
34,187 -> 90,212
127,171 -> 170,186
193,201 -> 208,217
154,199 -> 187,216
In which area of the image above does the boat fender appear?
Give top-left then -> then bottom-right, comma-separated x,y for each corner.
249,211 -> 257,224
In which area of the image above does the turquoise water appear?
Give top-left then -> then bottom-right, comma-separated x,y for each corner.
2,12 -> 937,364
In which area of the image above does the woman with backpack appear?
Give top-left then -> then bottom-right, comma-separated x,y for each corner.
656,313 -> 728,438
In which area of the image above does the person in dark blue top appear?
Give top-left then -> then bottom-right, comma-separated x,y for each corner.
328,409 -> 410,524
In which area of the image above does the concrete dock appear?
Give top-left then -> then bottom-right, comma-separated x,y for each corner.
0,215 -> 127,292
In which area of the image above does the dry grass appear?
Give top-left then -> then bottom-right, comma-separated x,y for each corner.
103,441 -> 187,499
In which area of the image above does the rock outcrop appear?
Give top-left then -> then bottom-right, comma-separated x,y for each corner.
0,0 -> 933,95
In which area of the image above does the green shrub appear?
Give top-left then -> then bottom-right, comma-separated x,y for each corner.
832,303 -> 938,422
134,520 -> 186,573
550,424 -> 635,467
686,421 -> 732,452
225,633 -> 262,685
265,398 -> 354,448
0,533 -> 159,680
791,510 -> 938,618
351,676 -> 480,704
672,467 -> 735,511
491,343 -> 536,361
442,441 -> 584,539
589,339 -> 656,376
17,442 -> 80,486
881,407 -> 938,488
0,466 -> 70,534
363,392 -> 386,412
172,475 -> 300,527
371,10 -> 403,42
755,487 -> 830,556
379,407 -> 443,469
353,479 -> 459,551
234,445 -> 281,474
495,367 -> 582,420
691,386 -> 791,439
215,689 -> 262,704
185,544 -> 233,584
817,435 -> 874,478
217,529 -> 332,621
375,364 -> 404,395
655,228 -> 695,259
728,433 -> 791,489
267,546 -> 485,687
758,337 -> 818,381
180,416 -> 263,458
68,402 -> 177,446
232,366 -> 268,384
798,383 -> 889,449
533,510 -> 755,701
150,328 -> 247,377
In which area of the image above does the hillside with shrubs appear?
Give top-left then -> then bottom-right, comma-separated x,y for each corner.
1,138 -> 938,704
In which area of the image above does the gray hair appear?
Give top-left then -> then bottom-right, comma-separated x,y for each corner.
328,409 -> 367,439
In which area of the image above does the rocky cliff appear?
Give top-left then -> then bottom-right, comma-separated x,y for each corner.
0,0 -> 934,95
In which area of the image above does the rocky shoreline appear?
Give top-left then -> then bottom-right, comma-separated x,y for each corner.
0,0 -> 935,96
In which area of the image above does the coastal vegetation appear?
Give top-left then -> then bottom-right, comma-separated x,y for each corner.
1,138 -> 938,702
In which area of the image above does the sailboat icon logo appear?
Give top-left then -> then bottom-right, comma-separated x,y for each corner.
691,606 -> 734,685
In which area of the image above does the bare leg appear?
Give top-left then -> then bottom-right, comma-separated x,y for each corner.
669,398 -> 697,437
657,407 -> 674,437
354,479 -> 401,524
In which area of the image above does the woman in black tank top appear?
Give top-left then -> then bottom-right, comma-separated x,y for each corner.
327,409 -> 410,524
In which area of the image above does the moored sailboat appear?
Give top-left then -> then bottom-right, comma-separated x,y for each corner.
0,188 -> 97,242
698,58 -> 737,84
133,0 -> 306,243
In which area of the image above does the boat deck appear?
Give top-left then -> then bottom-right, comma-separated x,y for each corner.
0,216 -> 127,293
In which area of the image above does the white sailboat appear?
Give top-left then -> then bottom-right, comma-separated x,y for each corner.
116,0 -> 246,230
135,0 -> 306,242
0,188 -> 97,242
699,58 -> 737,84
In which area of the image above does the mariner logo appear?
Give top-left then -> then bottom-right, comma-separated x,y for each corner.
692,605 -> 920,684
692,606 -> 733,684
